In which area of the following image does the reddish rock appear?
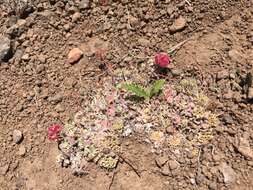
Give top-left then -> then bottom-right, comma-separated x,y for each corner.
67,48 -> 83,64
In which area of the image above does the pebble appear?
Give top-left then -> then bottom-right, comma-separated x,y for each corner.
222,114 -> 233,124
169,16 -> 186,33
168,160 -> 179,170
138,38 -> 151,47
223,90 -> 233,100
0,35 -> 11,61
79,0 -> 90,10
228,49 -> 243,63
161,164 -> 170,176
247,87 -> 253,100
0,164 -> 9,175
216,70 -> 229,80
237,136 -> 253,160
171,68 -> 183,77
18,145 -> 26,156
36,64 -> 45,73
38,55 -> 46,63
219,162 -> 236,184
63,23 -> 71,32
155,156 -> 168,168
72,12 -> 81,22
55,104 -> 65,113
67,48 -> 83,64
49,94 -> 63,105
12,130 -> 23,144
21,53 -> 30,61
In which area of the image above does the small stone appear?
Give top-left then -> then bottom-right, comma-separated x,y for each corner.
0,164 -> 9,175
169,16 -> 186,33
167,5 -> 175,16
67,48 -> 83,64
72,12 -> 81,22
49,94 -> 63,104
160,165 -> 170,176
216,70 -> 229,80
237,136 -> 253,160
21,53 -> 29,61
36,65 -> 45,73
0,35 -> 11,61
171,69 -> 182,77
168,160 -> 179,170
222,114 -> 233,124
208,182 -> 217,190
63,23 -> 71,31
128,15 -> 139,28
138,38 -> 151,47
38,55 -> 46,63
228,49 -> 244,63
79,0 -> 90,10
18,145 -> 26,156
223,90 -> 233,100
155,156 -> 168,168
247,87 -> 253,100
12,130 -> 23,144
219,162 -> 236,184
55,104 -> 65,113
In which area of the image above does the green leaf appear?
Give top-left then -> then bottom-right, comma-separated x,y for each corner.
149,79 -> 165,98
121,83 -> 149,99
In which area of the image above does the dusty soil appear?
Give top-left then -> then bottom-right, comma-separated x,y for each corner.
0,0 -> 253,190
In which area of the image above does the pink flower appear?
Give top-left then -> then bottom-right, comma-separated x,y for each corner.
155,53 -> 171,68
164,87 -> 174,103
47,124 -> 62,141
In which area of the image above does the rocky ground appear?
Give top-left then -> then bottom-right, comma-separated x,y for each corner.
0,0 -> 253,190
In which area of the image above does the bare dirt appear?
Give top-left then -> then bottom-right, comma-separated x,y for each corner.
0,0 -> 253,190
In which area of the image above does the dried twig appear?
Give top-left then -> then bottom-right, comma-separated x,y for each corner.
118,154 -> 141,178
109,170 -> 117,190
168,39 -> 190,54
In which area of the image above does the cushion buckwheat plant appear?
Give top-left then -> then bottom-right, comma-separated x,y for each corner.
48,76 -> 220,175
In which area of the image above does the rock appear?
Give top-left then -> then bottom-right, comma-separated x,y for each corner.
67,48 -> 83,64
21,53 -> 30,61
168,160 -> 179,170
55,104 -> 65,113
128,15 -> 139,28
167,5 -> 175,16
171,68 -> 183,77
18,145 -> 26,156
208,182 -> 217,190
223,90 -> 233,100
247,87 -> 253,100
216,70 -> 229,80
138,38 -> 151,47
12,130 -> 23,144
169,16 -> 186,33
160,164 -> 170,176
49,94 -> 63,104
79,0 -> 90,10
222,114 -> 233,125
219,162 -> 236,184
0,36 -> 11,61
72,12 -> 81,22
155,156 -> 168,168
0,164 -> 9,175
36,64 -> 45,73
38,55 -> 46,63
63,23 -> 71,32
228,49 -> 244,63
237,136 -> 253,160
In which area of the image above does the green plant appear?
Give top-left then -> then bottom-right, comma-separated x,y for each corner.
119,79 -> 165,100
